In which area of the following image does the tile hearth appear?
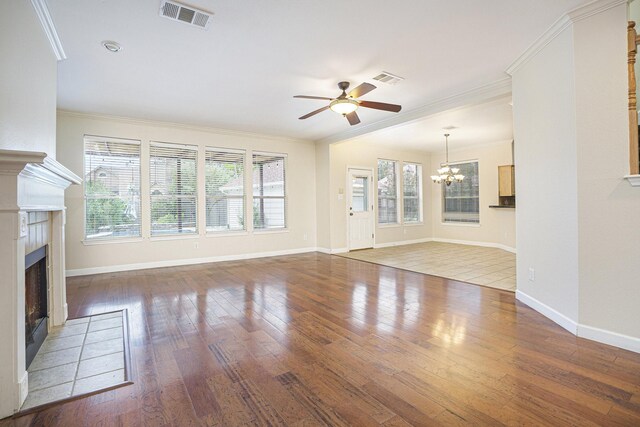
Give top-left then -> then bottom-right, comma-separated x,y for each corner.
21,311 -> 129,410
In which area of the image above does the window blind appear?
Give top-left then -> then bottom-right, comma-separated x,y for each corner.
205,148 -> 245,232
377,159 -> 398,224
443,161 -> 480,223
150,142 -> 198,235
252,153 -> 286,230
84,136 -> 141,240
403,163 -> 422,223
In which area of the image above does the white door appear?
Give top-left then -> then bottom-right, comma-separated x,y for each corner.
347,168 -> 374,250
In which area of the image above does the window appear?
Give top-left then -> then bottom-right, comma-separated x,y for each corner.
403,162 -> 422,223
205,148 -> 245,232
377,159 -> 398,224
150,142 -> 198,235
252,153 -> 286,230
84,136 -> 141,240
443,161 -> 479,223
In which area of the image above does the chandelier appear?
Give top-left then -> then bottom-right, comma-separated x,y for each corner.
431,133 -> 464,186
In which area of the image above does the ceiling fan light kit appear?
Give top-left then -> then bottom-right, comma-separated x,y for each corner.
294,81 -> 401,126
431,133 -> 464,186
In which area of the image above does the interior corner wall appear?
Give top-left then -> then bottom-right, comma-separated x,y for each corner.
511,25 -> 580,324
0,0 -> 57,157
573,4 -> 640,342
315,141 -> 331,251
328,139 -> 432,251
57,112 -> 317,274
430,141 -> 516,251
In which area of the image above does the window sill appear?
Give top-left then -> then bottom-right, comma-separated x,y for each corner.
206,230 -> 248,238
253,228 -> 289,234
82,237 -> 143,246
377,223 -> 401,228
440,222 -> 481,228
624,174 -> 640,186
403,222 -> 424,227
150,234 -> 200,242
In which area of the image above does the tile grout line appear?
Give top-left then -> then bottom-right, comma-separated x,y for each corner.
70,317 -> 92,397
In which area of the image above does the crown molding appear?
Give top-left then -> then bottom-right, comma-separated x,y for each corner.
56,110 -> 312,145
30,0 -> 67,61
506,0 -> 626,76
316,77 -> 512,145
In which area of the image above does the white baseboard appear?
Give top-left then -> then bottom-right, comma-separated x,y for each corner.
516,290 -> 578,334
330,247 -> 349,254
578,324 -> 640,354
517,290 -> 639,354
431,237 -> 516,253
66,246 -> 319,277
373,237 -> 432,249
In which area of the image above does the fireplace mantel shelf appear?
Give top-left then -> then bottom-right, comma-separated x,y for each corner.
0,149 -> 81,186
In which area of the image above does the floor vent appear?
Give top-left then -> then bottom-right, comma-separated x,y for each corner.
159,1 -> 213,30
372,71 -> 404,85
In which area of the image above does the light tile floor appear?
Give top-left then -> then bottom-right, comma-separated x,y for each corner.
21,311 -> 127,410
339,242 -> 517,291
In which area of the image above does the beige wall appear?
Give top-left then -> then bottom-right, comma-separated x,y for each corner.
573,5 -> 640,341
512,24 -> 580,323
430,141 -> 516,250
328,138 -> 432,251
0,1 -> 57,156
57,112 -> 317,273
512,2 -> 639,349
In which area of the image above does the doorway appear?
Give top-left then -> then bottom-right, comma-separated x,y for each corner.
347,168 -> 374,250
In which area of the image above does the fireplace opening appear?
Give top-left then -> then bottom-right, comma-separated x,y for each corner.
25,245 -> 48,370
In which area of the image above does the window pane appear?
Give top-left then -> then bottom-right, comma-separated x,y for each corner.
84,137 -> 141,240
378,159 -> 397,224
443,161 -> 479,223
206,149 -> 245,232
351,176 -> 368,212
403,163 -> 422,222
253,153 -> 286,229
150,143 -> 198,235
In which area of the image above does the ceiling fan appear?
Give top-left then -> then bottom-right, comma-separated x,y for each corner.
294,81 -> 402,126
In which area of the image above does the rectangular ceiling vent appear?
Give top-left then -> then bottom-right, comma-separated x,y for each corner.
159,1 -> 213,30
372,71 -> 405,85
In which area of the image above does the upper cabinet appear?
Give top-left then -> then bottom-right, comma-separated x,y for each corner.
498,165 -> 515,197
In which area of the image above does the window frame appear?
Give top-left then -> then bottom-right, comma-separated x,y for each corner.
149,141 -> 199,237
377,159 -> 399,226
83,135 -> 142,242
442,160 -> 480,225
252,151 -> 287,231
402,162 -> 423,224
204,146 -> 246,234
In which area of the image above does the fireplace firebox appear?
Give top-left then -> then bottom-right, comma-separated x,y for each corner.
25,245 -> 48,369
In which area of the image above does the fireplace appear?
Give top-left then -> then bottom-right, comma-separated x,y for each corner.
25,246 -> 48,370
0,149 -> 81,418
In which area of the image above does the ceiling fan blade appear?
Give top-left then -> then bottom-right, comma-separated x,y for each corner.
359,100 -> 402,113
294,95 -> 333,101
348,83 -> 376,98
345,111 -> 360,126
299,105 -> 330,120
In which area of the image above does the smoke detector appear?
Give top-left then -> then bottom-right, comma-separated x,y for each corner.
372,71 -> 404,85
159,1 -> 213,30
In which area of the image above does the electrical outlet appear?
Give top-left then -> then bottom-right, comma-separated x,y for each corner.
528,267 -> 535,281
194,242 -> 199,249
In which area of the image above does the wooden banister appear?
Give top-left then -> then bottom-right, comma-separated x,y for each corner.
628,21 -> 639,175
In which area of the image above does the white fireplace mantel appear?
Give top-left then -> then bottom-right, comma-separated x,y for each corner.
0,149 -> 80,418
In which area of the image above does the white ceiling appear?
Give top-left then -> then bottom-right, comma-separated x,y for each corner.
348,96 -> 514,153
49,0 -> 590,142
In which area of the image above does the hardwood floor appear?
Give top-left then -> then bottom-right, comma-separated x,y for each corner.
3,252 -> 640,426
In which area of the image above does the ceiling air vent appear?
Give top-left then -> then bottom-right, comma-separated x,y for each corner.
372,71 -> 404,85
159,1 -> 213,30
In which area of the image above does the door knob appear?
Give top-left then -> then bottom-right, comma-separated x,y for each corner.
350,212 -> 354,216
